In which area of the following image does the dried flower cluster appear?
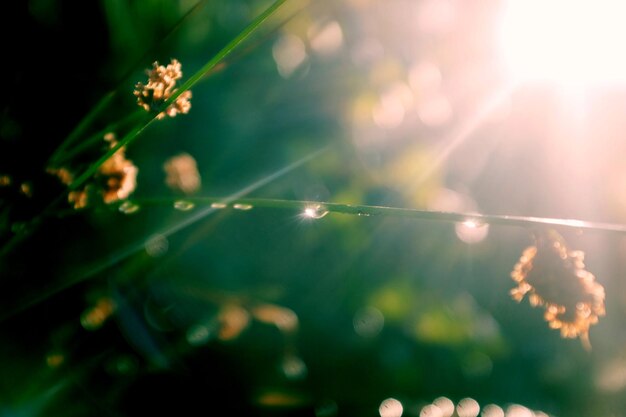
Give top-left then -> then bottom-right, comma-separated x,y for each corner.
98,134 -> 138,204
133,59 -> 192,120
510,230 -> 605,350
48,133 -> 138,209
81,297 -> 117,331
163,153 -> 201,194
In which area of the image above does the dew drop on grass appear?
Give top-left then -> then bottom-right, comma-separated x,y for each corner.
173,200 -> 195,211
303,204 -> 329,219
281,354 -> 307,380
379,398 -> 403,417
233,203 -> 253,211
420,405 -> 443,417
118,201 -> 140,214
186,324 -> 212,346
433,397 -> 454,417
145,234 -> 168,257
211,202 -> 228,209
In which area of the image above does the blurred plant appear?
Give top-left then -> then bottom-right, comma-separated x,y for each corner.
510,229 -> 605,351
3,0 -> 626,416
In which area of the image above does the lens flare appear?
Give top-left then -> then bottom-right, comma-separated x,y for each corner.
500,0 -> 626,87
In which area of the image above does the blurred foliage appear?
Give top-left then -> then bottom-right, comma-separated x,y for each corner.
3,1 -> 626,416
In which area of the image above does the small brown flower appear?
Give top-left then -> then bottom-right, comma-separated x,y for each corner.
47,167 -> 74,186
20,182 -> 33,197
68,189 -> 89,209
48,133 -> 138,208
510,230 -> 605,350
97,139 -> 138,204
163,152 -> 201,194
133,59 -> 192,119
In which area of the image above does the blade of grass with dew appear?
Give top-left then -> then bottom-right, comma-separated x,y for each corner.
69,0 -> 290,191
0,144 -> 328,323
123,197 -> 626,235
1,0 -> 291,258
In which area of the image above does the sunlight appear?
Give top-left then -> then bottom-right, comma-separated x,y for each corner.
500,0 -> 626,87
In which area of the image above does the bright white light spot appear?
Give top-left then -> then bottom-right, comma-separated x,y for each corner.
409,61 -> 442,94
416,0 -> 456,34
302,204 -> 329,219
457,398 -> 480,417
273,34 -> 307,78
500,0 -> 626,87
373,93 -> 406,129
417,93 -> 452,127
379,398 -> 403,417
505,405 -> 534,417
481,404 -> 504,417
433,397 -> 455,417
308,20 -> 344,56
455,220 -> 489,244
420,404 -> 443,417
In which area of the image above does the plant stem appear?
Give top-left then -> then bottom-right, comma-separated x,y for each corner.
48,0 -> 210,166
48,92 -> 117,165
69,0 -> 290,191
53,110 -> 145,166
164,0 -> 289,106
128,197 -> 626,235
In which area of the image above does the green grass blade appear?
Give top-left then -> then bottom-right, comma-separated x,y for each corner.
69,0 -> 290,191
164,0 -> 289,106
48,91 -> 116,165
126,197 -> 626,235
49,0 -> 209,167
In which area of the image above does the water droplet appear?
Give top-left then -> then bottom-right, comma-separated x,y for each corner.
456,218 -> 489,244
145,234 -> 168,257
353,306 -> 384,338
457,398 -> 480,417
505,405 -> 533,417
233,203 -> 253,211
186,324 -> 212,346
174,200 -> 195,211
211,202 -> 228,209
118,201 -> 140,214
433,397 -> 455,417
379,398 -> 403,417
281,354 -> 308,380
420,405 -> 443,417
481,404 -> 504,417
302,204 -> 329,219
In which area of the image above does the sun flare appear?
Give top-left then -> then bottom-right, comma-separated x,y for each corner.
499,0 -> 626,87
